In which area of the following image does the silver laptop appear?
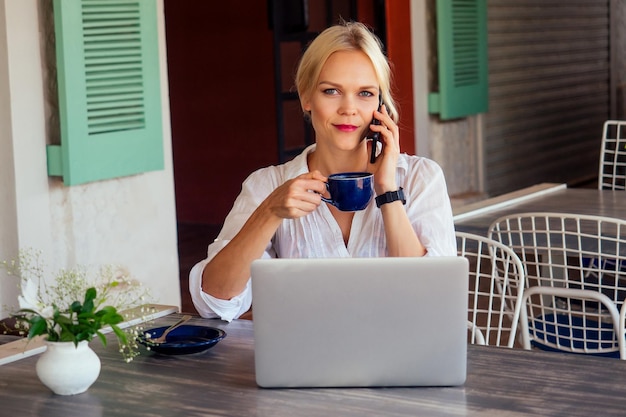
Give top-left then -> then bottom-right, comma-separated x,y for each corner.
251,256 -> 469,388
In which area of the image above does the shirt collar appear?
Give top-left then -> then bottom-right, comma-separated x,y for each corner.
283,144 -> 316,178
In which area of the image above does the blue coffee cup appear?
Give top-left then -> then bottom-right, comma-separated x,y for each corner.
321,172 -> 374,212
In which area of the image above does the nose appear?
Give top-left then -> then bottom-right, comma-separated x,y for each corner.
338,96 -> 357,116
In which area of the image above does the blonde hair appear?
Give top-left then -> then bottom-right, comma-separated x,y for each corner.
295,21 -> 398,123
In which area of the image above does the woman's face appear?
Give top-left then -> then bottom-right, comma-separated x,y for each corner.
303,50 -> 380,152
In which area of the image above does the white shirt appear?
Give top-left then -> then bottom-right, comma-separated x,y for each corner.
189,145 -> 457,321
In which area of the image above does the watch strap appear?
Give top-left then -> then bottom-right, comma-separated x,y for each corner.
375,187 -> 406,208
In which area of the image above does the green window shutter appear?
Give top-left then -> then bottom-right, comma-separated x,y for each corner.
47,0 -> 164,186
428,0 -> 488,120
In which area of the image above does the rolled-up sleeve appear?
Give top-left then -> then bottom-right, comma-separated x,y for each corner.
189,240 -> 274,321
189,258 -> 252,322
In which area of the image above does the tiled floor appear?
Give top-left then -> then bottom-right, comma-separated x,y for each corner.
177,223 -> 221,314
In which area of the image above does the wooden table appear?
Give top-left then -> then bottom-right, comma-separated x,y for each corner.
2,314 -> 626,416
454,184 -> 626,236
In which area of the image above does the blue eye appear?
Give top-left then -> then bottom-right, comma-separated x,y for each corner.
323,88 -> 338,95
359,91 -> 375,98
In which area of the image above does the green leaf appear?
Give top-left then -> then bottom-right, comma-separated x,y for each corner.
83,301 -> 94,313
111,324 -> 128,345
28,316 -> 48,338
59,331 -> 76,343
96,306 -> 117,316
56,320 -> 74,338
84,287 -> 97,304
82,288 -> 96,313
96,306 -> 124,325
76,331 -> 93,342
96,331 -> 107,346
70,301 -> 82,313
55,314 -> 73,326
107,313 -> 124,326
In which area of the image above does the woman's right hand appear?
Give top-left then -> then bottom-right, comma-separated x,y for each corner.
264,170 -> 328,219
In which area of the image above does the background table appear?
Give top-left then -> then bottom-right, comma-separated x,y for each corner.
2,314 -> 626,416
454,186 -> 626,236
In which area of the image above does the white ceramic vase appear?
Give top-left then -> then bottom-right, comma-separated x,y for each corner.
36,340 -> 101,395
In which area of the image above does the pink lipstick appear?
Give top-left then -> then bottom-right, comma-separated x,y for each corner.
335,124 -> 358,132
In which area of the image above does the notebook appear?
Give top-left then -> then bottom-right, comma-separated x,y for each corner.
251,256 -> 469,388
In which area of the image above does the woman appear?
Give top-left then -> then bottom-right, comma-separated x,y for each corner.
189,21 -> 456,321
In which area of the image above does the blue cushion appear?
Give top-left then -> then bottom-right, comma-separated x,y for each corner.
531,313 -> 620,358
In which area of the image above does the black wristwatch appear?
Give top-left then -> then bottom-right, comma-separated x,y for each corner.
375,187 -> 406,208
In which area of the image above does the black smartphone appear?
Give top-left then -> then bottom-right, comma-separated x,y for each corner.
369,93 -> 384,163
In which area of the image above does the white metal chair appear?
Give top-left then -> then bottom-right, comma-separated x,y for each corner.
467,321 -> 486,345
456,231 -> 527,348
619,298 -> 626,359
489,212 -> 626,358
598,120 -> 626,190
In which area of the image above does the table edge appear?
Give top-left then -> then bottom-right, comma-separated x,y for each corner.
453,183 -> 567,222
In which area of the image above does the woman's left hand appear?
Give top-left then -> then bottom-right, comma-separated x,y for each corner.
366,105 -> 400,195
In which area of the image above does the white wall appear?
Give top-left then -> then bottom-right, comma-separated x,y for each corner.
0,0 -> 180,317
0,0 -> 20,313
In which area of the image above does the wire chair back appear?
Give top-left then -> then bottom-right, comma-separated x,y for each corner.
456,231 -> 527,348
598,120 -> 626,191
489,212 -> 626,357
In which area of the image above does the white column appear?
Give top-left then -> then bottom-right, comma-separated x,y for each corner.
0,0 -> 53,316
